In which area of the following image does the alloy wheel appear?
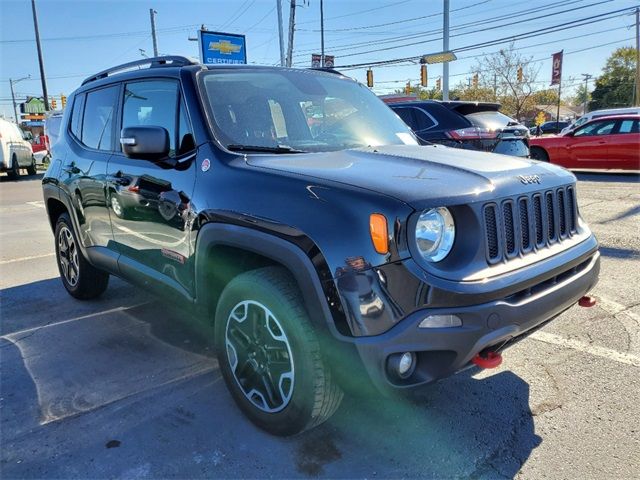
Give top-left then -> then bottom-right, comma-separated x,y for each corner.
58,225 -> 79,287
110,195 -> 123,217
225,300 -> 295,413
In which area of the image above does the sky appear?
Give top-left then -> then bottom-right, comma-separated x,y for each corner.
0,0 -> 638,121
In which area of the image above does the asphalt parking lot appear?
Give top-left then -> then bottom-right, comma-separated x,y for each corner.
1,171 -> 639,479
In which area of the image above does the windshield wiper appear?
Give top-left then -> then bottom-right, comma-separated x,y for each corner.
226,144 -> 305,154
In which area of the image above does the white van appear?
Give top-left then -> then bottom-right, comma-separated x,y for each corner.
0,118 -> 37,178
561,107 -> 640,134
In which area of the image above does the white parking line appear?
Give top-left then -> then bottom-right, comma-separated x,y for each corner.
531,331 -> 640,367
26,201 -> 45,209
1,302 -> 150,339
596,296 -> 640,323
0,253 -> 55,265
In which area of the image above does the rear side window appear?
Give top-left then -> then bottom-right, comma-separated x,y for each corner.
392,107 -> 416,130
81,86 -> 119,150
413,108 -> 437,131
617,119 -> 639,134
70,94 -> 85,139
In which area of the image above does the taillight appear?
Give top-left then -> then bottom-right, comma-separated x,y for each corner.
446,127 -> 498,140
128,185 -> 140,193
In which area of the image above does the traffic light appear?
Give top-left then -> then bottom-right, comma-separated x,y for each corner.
420,64 -> 428,87
405,81 -> 411,95
366,69 -> 373,88
61,94 -> 67,108
51,98 -> 57,110
472,73 -> 479,88
517,65 -> 523,82
436,77 -> 441,91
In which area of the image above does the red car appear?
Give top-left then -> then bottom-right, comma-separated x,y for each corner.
529,114 -> 640,170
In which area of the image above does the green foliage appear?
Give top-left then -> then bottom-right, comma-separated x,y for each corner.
589,46 -> 636,110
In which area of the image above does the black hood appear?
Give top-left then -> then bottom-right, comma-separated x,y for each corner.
246,144 -> 576,208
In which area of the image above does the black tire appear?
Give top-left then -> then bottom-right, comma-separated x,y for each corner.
8,155 -> 20,179
26,155 -> 37,176
214,266 -> 343,436
54,213 -> 109,299
530,146 -> 549,162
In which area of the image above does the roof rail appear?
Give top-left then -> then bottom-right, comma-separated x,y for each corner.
309,67 -> 344,76
82,56 -> 199,85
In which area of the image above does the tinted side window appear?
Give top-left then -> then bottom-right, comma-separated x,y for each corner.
177,97 -> 195,155
122,80 -> 179,157
617,119 -> 639,134
414,108 -> 436,131
82,86 -> 118,150
393,108 -> 416,129
70,93 -> 85,139
574,120 -> 616,137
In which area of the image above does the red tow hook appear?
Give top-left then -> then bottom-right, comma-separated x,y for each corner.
579,295 -> 596,308
471,351 -> 503,369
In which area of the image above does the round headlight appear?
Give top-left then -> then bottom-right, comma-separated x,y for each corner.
415,207 -> 455,262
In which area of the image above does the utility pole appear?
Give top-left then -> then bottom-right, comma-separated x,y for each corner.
30,0 -> 49,111
320,0 -> 325,67
276,0 -> 285,66
150,9 -> 159,57
635,7 -> 639,106
442,0 -> 450,101
285,0 -> 296,67
581,73 -> 592,114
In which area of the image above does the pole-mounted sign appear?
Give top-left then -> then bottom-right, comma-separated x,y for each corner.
551,51 -> 563,86
199,30 -> 247,65
311,54 -> 334,68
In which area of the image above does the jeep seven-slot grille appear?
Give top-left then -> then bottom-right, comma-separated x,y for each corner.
483,186 -> 577,264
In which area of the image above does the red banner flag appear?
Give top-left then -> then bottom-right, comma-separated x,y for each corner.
551,51 -> 563,86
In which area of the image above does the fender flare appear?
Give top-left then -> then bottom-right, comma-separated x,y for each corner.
194,222 -> 349,340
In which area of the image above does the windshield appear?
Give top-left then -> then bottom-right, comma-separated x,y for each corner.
201,69 -> 418,153
465,111 -> 517,130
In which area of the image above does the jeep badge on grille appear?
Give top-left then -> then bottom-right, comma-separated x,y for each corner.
518,174 -> 541,185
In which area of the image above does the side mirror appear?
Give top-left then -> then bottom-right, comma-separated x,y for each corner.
120,126 -> 169,160
564,130 -> 575,137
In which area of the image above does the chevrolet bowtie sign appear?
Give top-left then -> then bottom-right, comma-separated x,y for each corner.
199,30 -> 247,65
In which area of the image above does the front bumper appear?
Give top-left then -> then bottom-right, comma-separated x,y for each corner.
351,250 -> 600,391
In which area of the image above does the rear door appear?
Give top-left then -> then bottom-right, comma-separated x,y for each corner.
107,78 -> 198,299
606,119 -> 640,169
567,118 -> 617,168
62,86 -> 119,249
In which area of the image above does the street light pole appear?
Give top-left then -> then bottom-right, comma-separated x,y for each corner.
320,0 -> 325,67
442,0 -> 450,101
276,0 -> 285,66
30,0 -> 49,111
635,7 -> 639,106
581,73 -> 592,114
150,9 -> 159,57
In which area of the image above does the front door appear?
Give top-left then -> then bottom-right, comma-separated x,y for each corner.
106,79 -> 198,298
567,118 -> 617,169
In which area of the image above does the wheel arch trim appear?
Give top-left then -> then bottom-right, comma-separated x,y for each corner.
194,222 -> 350,340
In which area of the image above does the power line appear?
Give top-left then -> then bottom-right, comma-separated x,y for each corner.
296,0 -> 413,25
293,0 -> 596,58
335,6 -> 633,69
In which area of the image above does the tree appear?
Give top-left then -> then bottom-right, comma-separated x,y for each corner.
571,83 -> 590,109
473,43 -> 540,120
589,46 -> 636,110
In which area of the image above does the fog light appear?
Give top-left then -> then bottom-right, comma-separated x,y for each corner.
398,352 -> 415,376
419,314 -> 462,328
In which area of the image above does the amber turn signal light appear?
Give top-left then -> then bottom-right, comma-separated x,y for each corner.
370,213 -> 389,254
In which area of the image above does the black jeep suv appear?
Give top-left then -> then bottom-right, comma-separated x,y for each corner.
43,56 -> 600,436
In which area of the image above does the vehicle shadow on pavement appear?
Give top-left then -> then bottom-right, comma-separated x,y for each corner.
0,173 -> 44,183
1,277 -> 541,478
